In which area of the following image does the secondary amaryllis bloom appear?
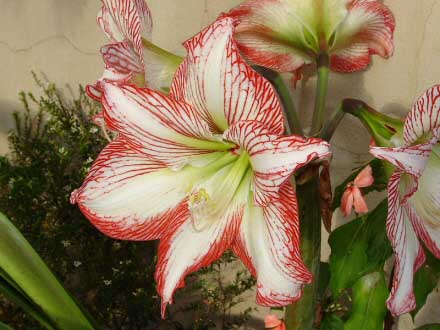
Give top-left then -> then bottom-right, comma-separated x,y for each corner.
226,0 -> 395,76
370,86 -> 440,316
71,17 -> 331,316
87,0 -> 182,101
341,165 -> 373,217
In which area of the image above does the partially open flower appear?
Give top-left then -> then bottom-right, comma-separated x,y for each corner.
87,0 -> 182,101
341,165 -> 374,217
72,17 -> 331,317
226,0 -> 395,77
369,86 -> 440,316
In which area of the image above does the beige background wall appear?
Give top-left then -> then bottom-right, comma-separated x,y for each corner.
1,0 -> 440,329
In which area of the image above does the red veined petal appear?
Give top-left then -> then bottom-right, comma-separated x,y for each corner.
407,206 -> 440,260
330,0 -> 395,72
385,171 -> 426,316
370,141 -> 435,178
404,85 -> 440,145
155,194 -> 244,317
71,138 -> 189,241
330,43 -> 371,72
101,81 -> 225,167
407,158 -> 440,258
225,0 -> 316,73
224,120 -> 331,205
99,0 -> 152,60
354,164 -> 374,187
101,42 -> 144,75
170,17 -> 285,134
86,84 -> 103,102
86,67 -> 132,101
232,183 -> 311,307
97,5 -> 124,42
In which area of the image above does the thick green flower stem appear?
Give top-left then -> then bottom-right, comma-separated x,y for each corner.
271,74 -> 303,135
253,66 -> 303,135
320,104 -> 345,141
310,54 -> 330,136
285,169 -> 322,330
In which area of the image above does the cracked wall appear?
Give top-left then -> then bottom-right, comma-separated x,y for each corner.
1,0 -> 440,329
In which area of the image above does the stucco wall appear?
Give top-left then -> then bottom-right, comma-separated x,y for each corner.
1,0 -> 440,329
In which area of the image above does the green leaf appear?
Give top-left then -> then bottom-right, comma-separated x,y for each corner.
412,249 -> 440,317
344,272 -> 389,330
415,325 -> 440,330
0,212 -> 97,330
332,159 -> 388,210
329,200 -> 392,295
0,321 -> 14,330
321,314 -> 345,330
0,276 -> 56,330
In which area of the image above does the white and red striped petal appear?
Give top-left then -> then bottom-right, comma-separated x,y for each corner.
101,42 -> 144,76
330,43 -> 371,72
408,154 -> 440,258
170,17 -> 284,134
99,0 -> 152,60
224,120 -> 331,205
86,68 -> 132,101
101,81 -> 230,167
226,0 -> 314,73
385,172 -> 426,316
155,172 -> 248,317
232,183 -> 312,307
370,141 -> 435,178
330,0 -> 395,72
71,138 -> 190,241
403,85 -> 440,145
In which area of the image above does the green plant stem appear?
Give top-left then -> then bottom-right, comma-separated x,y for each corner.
311,54 -> 330,136
271,74 -> 303,135
252,66 -> 303,135
286,170 -> 322,330
320,104 -> 345,141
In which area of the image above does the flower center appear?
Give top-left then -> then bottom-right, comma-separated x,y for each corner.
188,152 -> 251,231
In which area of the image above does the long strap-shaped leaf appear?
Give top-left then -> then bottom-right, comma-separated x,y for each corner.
0,212 -> 96,330
0,321 -> 14,330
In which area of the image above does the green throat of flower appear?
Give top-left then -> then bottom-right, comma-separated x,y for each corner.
187,152 -> 252,231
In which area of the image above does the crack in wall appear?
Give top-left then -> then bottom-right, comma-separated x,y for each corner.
0,35 -> 98,56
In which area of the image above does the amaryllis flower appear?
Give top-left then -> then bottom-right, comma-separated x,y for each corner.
87,0 -> 182,100
370,86 -> 440,316
226,0 -> 395,76
341,165 -> 373,217
71,17 -> 331,316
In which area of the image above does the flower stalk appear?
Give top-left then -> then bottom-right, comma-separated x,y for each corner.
311,54 -> 330,135
286,170 -> 322,330
254,66 -> 303,135
320,104 -> 345,141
